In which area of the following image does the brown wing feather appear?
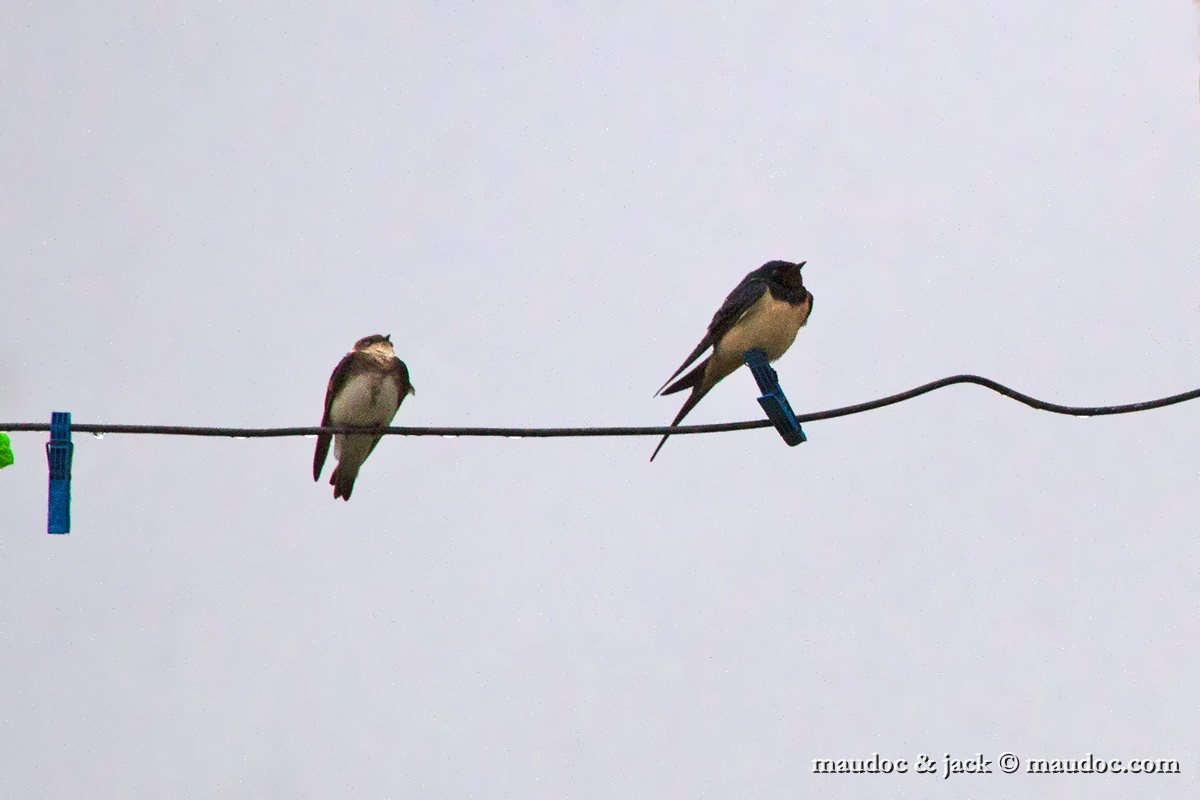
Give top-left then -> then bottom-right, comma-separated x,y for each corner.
312,351 -> 357,481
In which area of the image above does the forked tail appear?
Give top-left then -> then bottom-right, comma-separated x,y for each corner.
331,462 -> 360,501
650,382 -> 711,462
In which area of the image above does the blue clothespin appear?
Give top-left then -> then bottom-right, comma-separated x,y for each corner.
743,349 -> 806,446
46,411 -> 73,534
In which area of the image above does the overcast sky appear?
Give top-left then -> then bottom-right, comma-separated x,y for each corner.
3,2 -> 1198,798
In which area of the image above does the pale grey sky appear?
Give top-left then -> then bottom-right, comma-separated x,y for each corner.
3,2 -> 1198,797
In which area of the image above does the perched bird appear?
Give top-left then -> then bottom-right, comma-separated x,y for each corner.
651,260 -> 813,461
313,334 -> 414,500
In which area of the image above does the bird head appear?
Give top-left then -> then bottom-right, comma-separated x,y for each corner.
353,334 -> 394,352
767,260 -> 807,290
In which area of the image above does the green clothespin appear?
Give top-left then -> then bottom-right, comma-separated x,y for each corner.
0,432 -> 13,468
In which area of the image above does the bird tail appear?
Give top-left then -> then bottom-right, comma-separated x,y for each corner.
331,461 -> 360,501
659,357 -> 708,396
650,383 -> 712,462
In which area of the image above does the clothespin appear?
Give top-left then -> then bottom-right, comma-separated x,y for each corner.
743,349 -> 806,446
46,411 -> 73,534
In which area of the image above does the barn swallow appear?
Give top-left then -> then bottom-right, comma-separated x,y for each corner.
651,260 -> 813,461
313,334 -> 414,500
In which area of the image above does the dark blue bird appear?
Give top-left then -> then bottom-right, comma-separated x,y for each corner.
652,260 -> 813,461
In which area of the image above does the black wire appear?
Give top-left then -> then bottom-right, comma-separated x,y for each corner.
3,374 -> 1197,438
1,421 -> 768,438
797,374 -> 1200,422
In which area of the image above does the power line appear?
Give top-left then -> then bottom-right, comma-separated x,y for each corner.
3,374 -> 1198,438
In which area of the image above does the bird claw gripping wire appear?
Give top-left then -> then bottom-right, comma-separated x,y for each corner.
743,349 -> 806,446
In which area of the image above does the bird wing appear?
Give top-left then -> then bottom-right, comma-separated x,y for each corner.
655,266 -> 771,395
392,357 -> 414,398
312,351 -> 357,481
